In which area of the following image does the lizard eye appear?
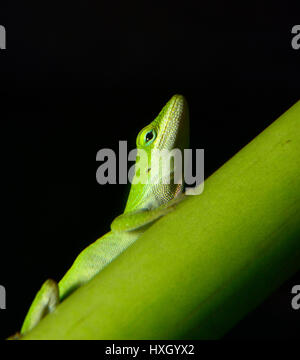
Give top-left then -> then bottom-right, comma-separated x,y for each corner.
144,129 -> 156,145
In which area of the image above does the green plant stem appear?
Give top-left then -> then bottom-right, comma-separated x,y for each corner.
23,100 -> 300,339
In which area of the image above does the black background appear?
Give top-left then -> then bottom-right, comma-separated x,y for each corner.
0,1 -> 299,339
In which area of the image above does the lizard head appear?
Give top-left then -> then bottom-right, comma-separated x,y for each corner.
124,95 -> 190,213
136,94 -> 189,153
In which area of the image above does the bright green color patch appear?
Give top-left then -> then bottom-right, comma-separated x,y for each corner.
23,100 -> 300,340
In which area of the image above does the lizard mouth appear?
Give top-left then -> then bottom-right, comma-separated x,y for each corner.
157,94 -> 189,151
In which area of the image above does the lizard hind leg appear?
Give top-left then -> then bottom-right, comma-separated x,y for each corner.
20,279 -> 59,335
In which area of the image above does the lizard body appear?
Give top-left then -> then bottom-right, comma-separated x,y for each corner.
20,94 -> 189,335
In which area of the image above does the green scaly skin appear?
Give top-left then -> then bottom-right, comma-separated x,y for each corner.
20,94 -> 189,336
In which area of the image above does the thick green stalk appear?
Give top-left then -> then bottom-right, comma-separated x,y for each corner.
23,101 -> 300,339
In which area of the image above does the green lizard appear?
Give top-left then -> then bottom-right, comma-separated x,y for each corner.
20,94 -> 189,336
